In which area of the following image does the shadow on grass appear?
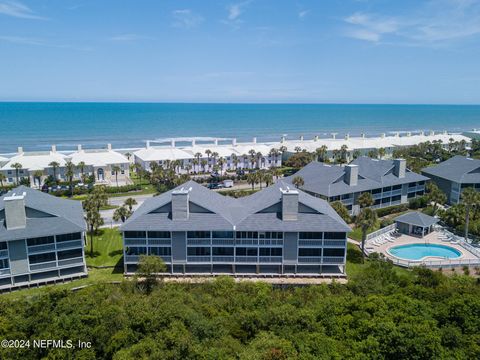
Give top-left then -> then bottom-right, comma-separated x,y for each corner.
112,256 -> 124,274
109,249 -> 123,257
85,251 -> 101,259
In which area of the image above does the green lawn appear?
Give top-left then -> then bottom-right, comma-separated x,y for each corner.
85,228 -> 124,267
106,184 -> 157,198
348,220 -> 381,241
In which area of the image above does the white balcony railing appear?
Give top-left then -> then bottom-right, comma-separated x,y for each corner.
56,239 -> 83,250
124,239 -> 147,246
298,240 -> 323,246
235,256 -> 258,263
212,256 -> 235,262
323,239 -> 346,246
0,250 -> 9,258
125,255 -> 140,263
0,268 -> 10,276
187,256 -> 211,262
148,239 -> 171,245
298,256 -> 322,263
57,257 -> 84,267
187,239 -> 211,245
27,243 -> 55,254
258,256 -> 282,263
322,256 -> 345,264
30,261 -> 57,271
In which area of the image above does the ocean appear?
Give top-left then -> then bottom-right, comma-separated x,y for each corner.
0,102 -> 479,153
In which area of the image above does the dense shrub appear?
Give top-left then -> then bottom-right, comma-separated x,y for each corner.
376,203 -> 409,217
409,195 -> 428,209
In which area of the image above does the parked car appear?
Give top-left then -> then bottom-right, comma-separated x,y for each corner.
207,183 -> 224,190
223,180 -> 234,188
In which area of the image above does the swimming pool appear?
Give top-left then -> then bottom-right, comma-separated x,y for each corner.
388,243 -> 462,261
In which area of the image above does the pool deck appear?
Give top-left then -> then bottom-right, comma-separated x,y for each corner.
369,231 -> 480,267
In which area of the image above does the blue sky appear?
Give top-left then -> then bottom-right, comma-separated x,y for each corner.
0,0 -> 480,103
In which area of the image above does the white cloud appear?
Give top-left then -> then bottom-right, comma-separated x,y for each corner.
172,9 -> 204,29
298,10 -> 310,19
0,0 -> 46,20
223,1 -> 251,27
0,35 -> 91,50
344,0 -> 480,45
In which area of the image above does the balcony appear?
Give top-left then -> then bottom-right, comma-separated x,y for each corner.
56,239 -> 83,250
187,256 -> 210,262
0,268 -> 10,276
30,261 -> 57,271
258,239 -> 283,246
298,256 -> 322,263
125,255 -> 140,263
212,256 -> 234,262
212,239 -> 235,245
57,257 -> 84,267
235,256 -> 258,263
298,240 -> 322,246
0,250 -> 9,258
323,239 -> 346,246
27,243 -> 55,254
148,239 -> 171,245
322,256 -> 345,264
187,239 -> 211,245
259,256 -> 282,263
235,239 -> 258,245
124,239 -> 147,246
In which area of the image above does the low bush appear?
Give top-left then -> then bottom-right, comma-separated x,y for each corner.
376,204 -> 409,217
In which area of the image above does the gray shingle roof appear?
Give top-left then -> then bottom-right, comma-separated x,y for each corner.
0,186 -> 86,242
285,156 -> 429,197
121,180 -> 351,232
394,211 -> 439,227
421,156 -> 480,184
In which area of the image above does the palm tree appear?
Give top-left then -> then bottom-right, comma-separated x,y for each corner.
355,207 -> 378,262
112,165 -> 121,187
339,144 -> 349,164
316,145 -> 328,162
247,172 -> 258,190
461,187 -> 480,242
113,205 -> 132,223
77,161 -> 86,182
256,152 -> 263,169
264,172 -> 273,187
49,161 -> 60,183
378,147 -> 386,159
32,170 -> 43,189
272,167 -> 281,180
83,192 -> 105,255
0,173 -> 6,190
194,152 -> 202,171
211,152 -> 219,167
205,149 -> 212,171
358,192 -> 374,208
294,146 -> 302,153
124,197 -> 137,211
231,154 -> 239,171
292,176 -> 304,189
11,163 -> 22,185
192,159 -> 199,174
217,157 -> 226,175
248,149 -> 256,170
426,182 -> 447,215
65,161 -> 75,196
125,152 -> 132,161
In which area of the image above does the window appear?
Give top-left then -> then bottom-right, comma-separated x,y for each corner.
392,185 -> 402,190
330,196 -> 340,202
392,195 -> 401,202
57,249 -> 82,260
236,247 -> 258,256
149,247 -> 171,256
324,248 -> 345,257
299,232 -> 322,239
0,258 -> 8,269
124,231 -> 147,239
29,252 -> 56,264
212,247 -> 234,256
259,248 -> 282,256
212,231 -> 234,239
381,197 -> 391,204
259,232 -> 283,239
371,188 -> 381,194
418,181 -> 425,185
235,231 -> 258,239
27,236 -> 54,247
147,231 -> 170,239
324,232 -> 346,240
56,233 -> 82,242
408,182 -> 416,188
0,242 -> 7,251
383,186 -> 392,192
298,248 -> 322,257
341,193 -> 351,200
187,231 -> 210,239
125,247 -> 147,255
187,247 -> 210,256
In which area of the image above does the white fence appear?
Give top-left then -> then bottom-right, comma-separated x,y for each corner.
366,224 -> 396,241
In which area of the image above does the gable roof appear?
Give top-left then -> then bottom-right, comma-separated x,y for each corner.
421,156 -> 480,183
0,186 -> 86,242
285,157 -> 429,197
121,180 -> 351,232
394,211 -> 439,228
1,151 -> 67,172
69,149 -> 129,167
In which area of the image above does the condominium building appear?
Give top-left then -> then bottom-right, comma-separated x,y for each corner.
0,186 -> 87,291
120,180 -> 351,276
285,156 -> 429,215
422,156 -> 480,204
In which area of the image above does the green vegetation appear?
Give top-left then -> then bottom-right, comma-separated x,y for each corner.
1,256 -> 479,359
85,228 -> 124,267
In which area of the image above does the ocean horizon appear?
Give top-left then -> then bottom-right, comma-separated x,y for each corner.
0,102 -> 479,153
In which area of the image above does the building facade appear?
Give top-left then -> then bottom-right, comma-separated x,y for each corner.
0,186 -> 87,291
286,156 -> 429,215
120,180 -> 351,276
422,156 -> 480,204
